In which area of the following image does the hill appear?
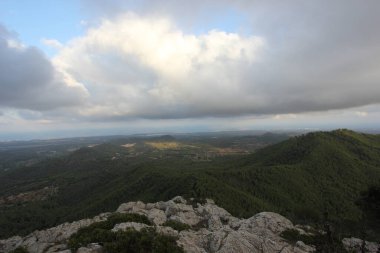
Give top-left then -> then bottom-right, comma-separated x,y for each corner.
0,130 -> 379,240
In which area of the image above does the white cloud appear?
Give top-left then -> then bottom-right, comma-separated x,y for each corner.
3,1 -> 380,138
41,38 -> 63,49
355,111 -> 368,117
53,14 -> 265,120
273,114 -> 297,120
0,25 -> 87,111
52,10 -> 380,121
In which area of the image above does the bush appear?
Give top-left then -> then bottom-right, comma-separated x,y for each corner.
68,213 -> 152,250
107,213 -> 153,227
68,213 -> 183,253
186,197 -> 206,208
280,228 -> 348,253
162,220 -> 191,231
104,228 -> 183,253
10,247 -> 29,253
280,228 -> 315,245
69,228 -> 183,253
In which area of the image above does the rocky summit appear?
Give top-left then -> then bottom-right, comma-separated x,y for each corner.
0,196 -> 378,253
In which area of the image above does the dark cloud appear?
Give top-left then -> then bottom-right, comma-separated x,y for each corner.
72,1 -> 380,120
1,1 -> 378,123
0,25 -> 86,111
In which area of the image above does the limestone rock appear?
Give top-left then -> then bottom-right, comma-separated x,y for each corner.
0,236 -> 23,253
1,214 -> 109,253
172,196 -> 187,204
156,226 -> 179,237
154,201 -> 168,210
146,208 -> 167,225
76,243 -> 104,253
295,241 -> 316,252
116,201 -> 136,213
112,222 -> 150,232
44,244 -> 68,253
169,210 -> 201,227
342,237 -> 380,253
3,196 -> 374,253
207,215 -> 223,231
177,230 -> 209,253
240,212 -> 294,235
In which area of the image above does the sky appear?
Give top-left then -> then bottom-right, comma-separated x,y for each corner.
0,0 -> 380,140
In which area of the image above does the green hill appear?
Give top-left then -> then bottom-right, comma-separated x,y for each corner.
0,129 -> 379,240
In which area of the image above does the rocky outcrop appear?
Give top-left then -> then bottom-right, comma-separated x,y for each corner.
1,196 -> 378,253
342,237 -> 380,253
0,213 -> 110,253
112,222 -> 150,232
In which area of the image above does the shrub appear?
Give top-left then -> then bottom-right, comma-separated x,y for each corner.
162,220 -> 191,231
280,228 -> 315,245
68,213 -> 152,250
106,213 -> 153,227
68,213 -> 183,253
280,228 -> 348,253
186,197 -> 206,208
104,228 -> 183,253
10,247 -> 29,253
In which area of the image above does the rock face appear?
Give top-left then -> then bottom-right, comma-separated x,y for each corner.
342,237 -> 380,253
0,213 -> 110,253
1,196 -> 378,253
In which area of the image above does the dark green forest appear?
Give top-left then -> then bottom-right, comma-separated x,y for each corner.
0,129 -> 379,240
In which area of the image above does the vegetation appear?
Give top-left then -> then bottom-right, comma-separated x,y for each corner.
67,213 -> 183,252
281,228 -> 348,253
69,226 -> 183,253
356,186 -> 380,240
104,229 -> 183,253
162,220 -> 191,231
1,130 -> 379,241
145,141 -> 184,149
9,247 -> 29,253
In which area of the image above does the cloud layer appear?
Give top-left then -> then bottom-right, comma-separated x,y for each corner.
54,1 -> 380,120
0,25 -> 86,111
54,14 -> 264,119
1,0 -> 380,134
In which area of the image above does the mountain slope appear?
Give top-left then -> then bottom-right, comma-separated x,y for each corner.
200,130 -> 380,222
0,130 -> 379,239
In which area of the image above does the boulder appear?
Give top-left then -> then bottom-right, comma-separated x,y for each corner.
44,244 -> 68,253
342,237 -> 380,253
239,212 -> 294,235
0,236 -> 23,253
76,243 -> 104,253
172,196 -> 187,204
146,208 -> 167,225
156,226 -> 179,237
112,222 -> 150,232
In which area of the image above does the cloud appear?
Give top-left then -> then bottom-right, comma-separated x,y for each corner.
0,25 -> 87,111
355,111 -> 368,117
54,14 -> 264,119
53,4 -> 380,120
41,38 -> 63,49
273,114 -> 297,120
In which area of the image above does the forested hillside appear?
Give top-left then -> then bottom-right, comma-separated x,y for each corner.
1,130 -> 379,240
